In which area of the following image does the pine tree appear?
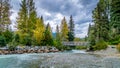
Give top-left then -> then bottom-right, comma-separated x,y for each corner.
27,0 -> 37,33
56,25 -> 60,41
92,0 -> 109,42
60,17 -> 69,41
55,25 -> 63,49
88,0 -> 110,50
87,24 -> 96,50
17,0 -> 28,33
17,0 -> 37,33
110,0 -> 120,37
42,23 -> 54,46
17,0 -> 37,45
68,15 -> 75,41
0,0 -> 11,32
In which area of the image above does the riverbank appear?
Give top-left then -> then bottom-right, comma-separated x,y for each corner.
90,45 -> 120,57
0,46 -> 59,55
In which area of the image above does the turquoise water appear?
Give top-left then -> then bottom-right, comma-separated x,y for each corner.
0,50 -> 87,68
1,50 -> 120,68
0,54 -> 45,68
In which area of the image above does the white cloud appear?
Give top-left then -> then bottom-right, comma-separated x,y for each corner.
45,13 -> 65,33
71,0 -> 83,9
10,9 -> 18,31
55,13 -> 64,20
75,22 -> 90,38
10,10 -> 18,22
44,11 -> 51,16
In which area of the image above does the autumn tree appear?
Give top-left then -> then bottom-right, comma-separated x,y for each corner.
60,17 -> 69,41
33,17 -> 45,45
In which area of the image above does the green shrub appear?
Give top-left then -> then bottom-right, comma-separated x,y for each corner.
8,45 -> 16,51
117,43 -> 120,52
110,40 -> 120,45
14,34 -> 20,43
0,35 -> 6,47
109,35 -> 120,45
93,40 -> 108,50
2,30 -> 13,44
75,46 -> 87,50
20,34 -> 32,46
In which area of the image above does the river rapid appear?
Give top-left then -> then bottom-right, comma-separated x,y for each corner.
0,50 -> 120,68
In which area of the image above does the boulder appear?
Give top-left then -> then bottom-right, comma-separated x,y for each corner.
0,50 -> 2,54
44,49 -> 49,53
3,50 -> 9,54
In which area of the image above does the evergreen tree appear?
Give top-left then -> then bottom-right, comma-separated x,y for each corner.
87,24 -> 96,50
17,0 -> 37,45
110,0 -> 120,37
68,15 -> 75,41
17,0 -> 28,33
60,17 -> 69,41
27,0 -> 37,34
0,0 -> 11,32
55,25 -> 63,50
88,0 -> 110,50
17,0 -> 37,33
0,35 -> 6,47
42,23 -> 54,46
2,29 -> 13,44
56,25 -> 60,41
92,0 -> 109,42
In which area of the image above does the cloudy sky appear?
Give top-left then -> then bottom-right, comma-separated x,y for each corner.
10,0 -> 99,38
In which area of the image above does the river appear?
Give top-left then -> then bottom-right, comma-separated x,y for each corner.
0,50 -> 120,68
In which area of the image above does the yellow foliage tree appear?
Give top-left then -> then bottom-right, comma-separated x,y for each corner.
60,17 -> 69,41
33,17 -> 45,45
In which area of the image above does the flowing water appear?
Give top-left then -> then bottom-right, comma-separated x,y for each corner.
0,50 -> 120,68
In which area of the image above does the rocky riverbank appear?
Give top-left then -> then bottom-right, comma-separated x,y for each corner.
90,45 -> 120,57
0,46 -> 59,55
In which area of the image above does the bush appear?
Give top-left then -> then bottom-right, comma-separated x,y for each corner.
14,34 -> 20,43
8,40 -> 18,51
0,35 -> 6,47
110,40 -> 120,45
2,30 -> 13,44
19,34 -> 32,46
93,40 -> 108,51
8,45 -> 16,51
109,35 -> 120,45
117,43 -> 120,52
